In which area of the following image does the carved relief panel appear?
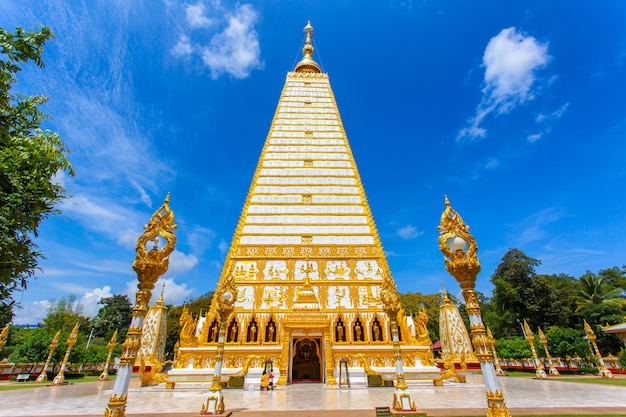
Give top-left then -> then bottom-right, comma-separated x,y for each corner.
294,260 -> 319,280
260,286 -> 287,309
263,260 -> 288,280
354,260 -> 383,280
325,260 -> 350,280
233,261 -> 259,280
234,286 -> 255,309
326,285 -> 353,309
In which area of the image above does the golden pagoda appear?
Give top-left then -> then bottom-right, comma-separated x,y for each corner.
438,290 -> 478,371
169,22 -> 439,387
139,283 -> 168,365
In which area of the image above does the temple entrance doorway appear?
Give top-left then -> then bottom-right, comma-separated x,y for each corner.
290,336 -> 322,383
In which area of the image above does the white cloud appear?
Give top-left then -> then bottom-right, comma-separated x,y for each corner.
200,4 -> 263,79
172,35 -> 193,57
131,180 -> 153,208
459,27 -> 551,140
60,195 -> 143,249
13,300 -> 52,325
168,250 -> 200,275
80,286 -> 114,317
185,2 -> 215,28
218,239 -> 228,256
397,225 -> 423,239
527,133 -> 542,142
173,3 -> 263,79
124,277 -> 193,306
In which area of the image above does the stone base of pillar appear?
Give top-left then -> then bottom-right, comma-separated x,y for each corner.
392,389 -> 417,412
495,367 -> 507,376
36,372 -> 48,382
599,369 -> 613,379
51,375 -> 67,385
548,367 -> 560,376
99,371 -> 110,381
200,389 -> 226,415
534,369 -> 547,379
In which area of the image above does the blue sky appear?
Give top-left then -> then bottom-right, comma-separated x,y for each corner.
2,1 -> 625,324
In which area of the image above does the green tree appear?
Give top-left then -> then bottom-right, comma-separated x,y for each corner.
574,273 -> 625,312
91,294 -> 132,341
544,326 -> 592,369
42,295 -> 89,333
494,336 -> 532,362
490,249 -> 570,337
0,26 -> 74,319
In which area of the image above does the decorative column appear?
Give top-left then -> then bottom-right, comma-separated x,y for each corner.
438,196 -> 512,417
200,273 -> 237,415
36,330 -> 61,382
522,320 -> 546,379
104,194 -> 177,417
583,319 -> 613,379
380,274 -> 417,412
537,327 -> 559,376
99,330 -> 118,381
487,328 -> 506,376
52,323 -> 79,385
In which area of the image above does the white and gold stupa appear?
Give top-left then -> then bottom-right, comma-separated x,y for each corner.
170,22 -> 440,386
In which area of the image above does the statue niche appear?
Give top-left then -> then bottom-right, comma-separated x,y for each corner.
207,318 -> 219,343
247,318 -> 259,343
265,318 -> 277,343
371,317 -> 383,342
227,318 -> 239,343
335,318 -> 346,342
353,318 -> 365,342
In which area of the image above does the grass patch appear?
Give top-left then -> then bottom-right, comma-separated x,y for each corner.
0,375 -> 115,391
552,376 -> 626,386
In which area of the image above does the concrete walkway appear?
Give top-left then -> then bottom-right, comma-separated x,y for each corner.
1,374 -> 625,416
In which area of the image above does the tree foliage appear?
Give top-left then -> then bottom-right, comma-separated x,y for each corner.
0,26 -> 74,319
91,294 -> 132,341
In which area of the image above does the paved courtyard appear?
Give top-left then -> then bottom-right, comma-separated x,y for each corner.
1,374 -> 625,416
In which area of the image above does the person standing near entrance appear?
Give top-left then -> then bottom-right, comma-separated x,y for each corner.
269,369 -> 275,390
261,370 -> 269,391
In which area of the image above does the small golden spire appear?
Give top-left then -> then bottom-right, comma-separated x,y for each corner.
156,281 -> 166,306
294,21 -> 321,74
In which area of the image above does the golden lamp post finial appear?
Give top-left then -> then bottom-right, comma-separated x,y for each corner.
438,196 -> 512,417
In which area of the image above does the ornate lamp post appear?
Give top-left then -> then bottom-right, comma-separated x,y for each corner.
438,196 -> 511,417
52,322 -> 79,385
36,330 -> 61,382
380,274 -> 417,412
537,327 -> 559,376
201,273 -> 237,415
522,320 -> 546,379
104,194 -> 177,417
583,319 -> 613,379
487,328 -> 506,376
99,330 -> 118,381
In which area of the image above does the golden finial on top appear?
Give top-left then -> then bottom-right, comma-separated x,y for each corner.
156,281 -> 166,306
294,21 -> 321,74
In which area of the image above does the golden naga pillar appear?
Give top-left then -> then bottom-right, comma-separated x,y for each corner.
522,320 -> 546,379
0,324 -> 8,351
583,319 -> 613,379
37,330 -> 61,382
537,326 -> 559,376
438,196 -> 512,417
52,323 -> 79,385
99,330 -> 118,381
103,194 -> 177,417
